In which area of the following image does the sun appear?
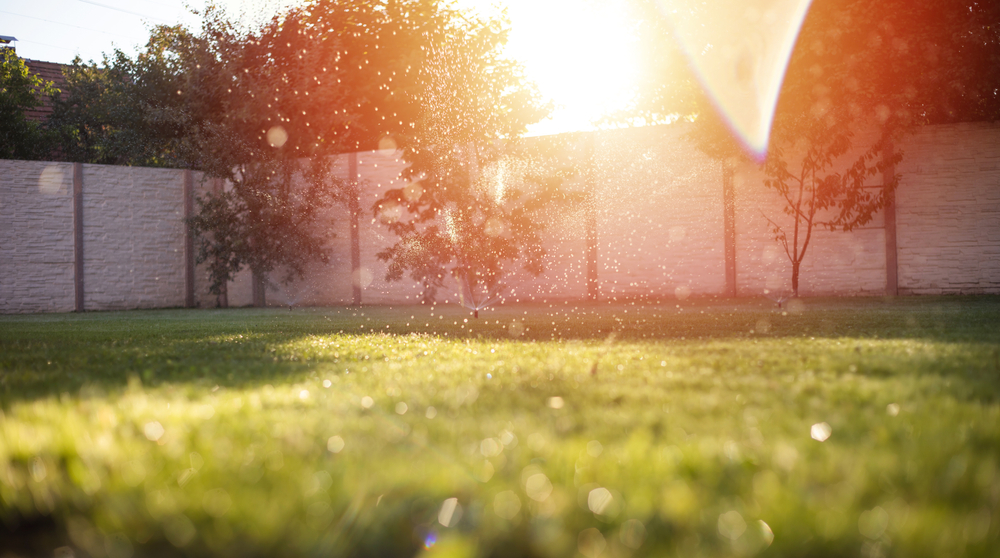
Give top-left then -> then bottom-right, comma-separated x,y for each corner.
459,0 -> 643,136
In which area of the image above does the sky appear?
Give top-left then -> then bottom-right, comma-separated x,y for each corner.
1,0 -> 645,137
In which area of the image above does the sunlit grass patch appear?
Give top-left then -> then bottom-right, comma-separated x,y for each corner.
1,297 -> 999,557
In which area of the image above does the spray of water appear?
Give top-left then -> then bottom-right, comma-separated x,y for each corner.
763,288 -> 791,309
455,272 -> 506,318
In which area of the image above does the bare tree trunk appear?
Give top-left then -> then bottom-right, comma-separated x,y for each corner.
252,269 -> 266,307
792,260 -> 801,297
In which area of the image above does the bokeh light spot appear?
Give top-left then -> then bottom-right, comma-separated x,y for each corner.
525,473 -> 553,502
438,497 -> 462,527
266,126 -> 288,148
620,519 -> 647,549
493,490 -> 521,519
810,422 -> 832,442
38,165 -> 67,195
578,527 -> 607,558
718,510 -> 747,540
588,487 -> 613,515
327,436 -> 345,453
143,421 -> 164,442
587,440 -> 603,457
378,135 -> 398,152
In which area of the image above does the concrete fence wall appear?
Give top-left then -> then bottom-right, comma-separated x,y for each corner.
0,162 -> 214,313
2,122 -> 998,313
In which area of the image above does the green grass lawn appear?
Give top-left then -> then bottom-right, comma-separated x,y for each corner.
1,296 -> 999,558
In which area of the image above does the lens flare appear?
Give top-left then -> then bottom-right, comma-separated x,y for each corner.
660,0 -> 814,158
423,531 -> 437,549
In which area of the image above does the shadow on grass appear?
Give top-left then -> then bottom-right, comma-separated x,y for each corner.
1,295 -> 998,406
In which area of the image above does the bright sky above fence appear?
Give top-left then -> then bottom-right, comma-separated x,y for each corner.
1,0 -> 643,137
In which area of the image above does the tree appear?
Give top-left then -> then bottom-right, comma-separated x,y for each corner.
375,145 -> 575,306
624,0 -> 1000,296
50,5 -> 373,302
756,0 -> 999,295
761,123 -> 899,296
0,48 -> 57,160
368,5 -> 556,305
48,27 -> 200,168
45,0 -> 554,306
185,0 -> 553,305
182,5 -> 363,304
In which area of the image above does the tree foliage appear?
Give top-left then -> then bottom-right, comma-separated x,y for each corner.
375,148 -> 574,305
625,0 -> 999,295
761,127 -> 899,296
370,8 -> 554,304
45,0 -> 552,304
0,48 -> 57,160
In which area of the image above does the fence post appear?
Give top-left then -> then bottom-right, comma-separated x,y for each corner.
349,152 -> 362,306
723,161 -> 737,297
183,170 -> 195,308
73,162 -> 84,312
586,134 -> 599,302
883,139 -> 898,296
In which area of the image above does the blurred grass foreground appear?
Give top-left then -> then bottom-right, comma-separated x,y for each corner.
1,296 -> 999,557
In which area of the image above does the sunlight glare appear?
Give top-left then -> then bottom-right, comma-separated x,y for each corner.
460,0 -> 642,136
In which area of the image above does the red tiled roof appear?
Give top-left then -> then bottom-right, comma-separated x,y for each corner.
24,59 -> 70,122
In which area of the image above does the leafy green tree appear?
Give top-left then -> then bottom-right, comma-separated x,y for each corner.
50,8 -> 367,302
46,0 -> 555,305
370,5 -> 555,305
182,5 -> 362,304
0,48 -> 57,160
48,28 -> 198,168
186,0 -> 553,305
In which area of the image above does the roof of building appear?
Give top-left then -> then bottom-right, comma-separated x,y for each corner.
23,59 -> 70,122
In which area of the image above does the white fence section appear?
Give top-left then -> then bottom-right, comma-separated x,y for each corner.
2,122 -> 998,313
